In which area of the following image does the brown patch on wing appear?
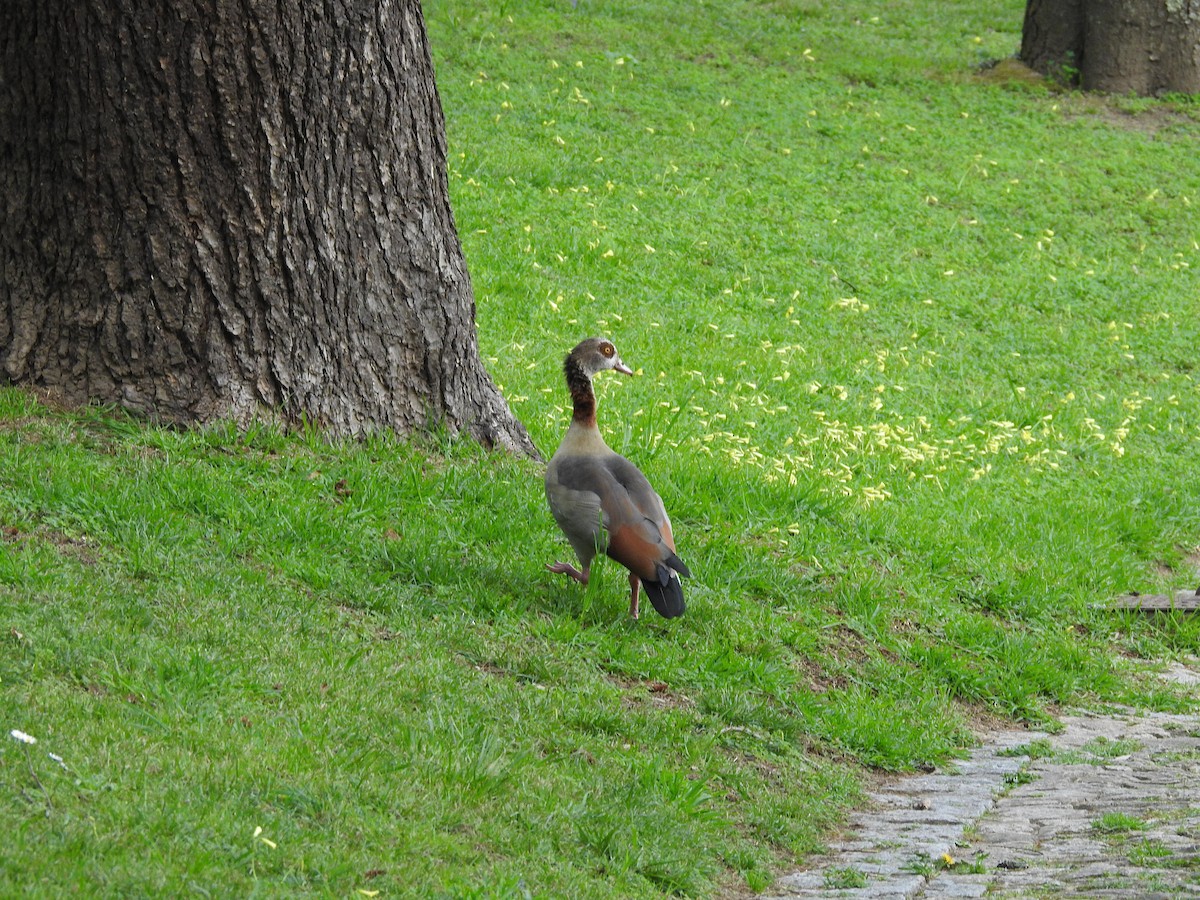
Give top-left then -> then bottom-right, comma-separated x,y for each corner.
659,517 -> 677,554
605,522 -> 665,583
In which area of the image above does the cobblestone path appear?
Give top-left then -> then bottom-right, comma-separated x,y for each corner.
761,663 -> 1200,899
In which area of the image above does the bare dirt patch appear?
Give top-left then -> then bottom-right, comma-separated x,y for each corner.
2,524 -> 98,565
611,674 -> 697,712
1061,96 -> 1199,137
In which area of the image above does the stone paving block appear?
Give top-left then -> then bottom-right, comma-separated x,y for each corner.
766,871 -> 928,899
771,871 -> 825,891
917,874 -> 990,898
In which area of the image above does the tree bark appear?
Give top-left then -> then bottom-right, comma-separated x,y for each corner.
1020,0 -> 1085,83
0,0 -> 538,456
1020,0 -> 1200,94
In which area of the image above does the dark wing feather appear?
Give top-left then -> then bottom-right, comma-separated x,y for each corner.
642,572 -> 686,618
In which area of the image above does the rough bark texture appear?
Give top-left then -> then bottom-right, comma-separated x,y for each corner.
1,0 -> 538,456
1020,0 -> 1085,81
1020,0 -> 1200,94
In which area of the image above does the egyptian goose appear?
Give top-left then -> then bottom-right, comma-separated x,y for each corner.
544,338 -> 690,619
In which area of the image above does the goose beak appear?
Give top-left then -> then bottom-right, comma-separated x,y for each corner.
614,360 -> 634,376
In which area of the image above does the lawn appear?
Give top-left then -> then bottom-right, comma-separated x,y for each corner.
3,0 -> 1200,896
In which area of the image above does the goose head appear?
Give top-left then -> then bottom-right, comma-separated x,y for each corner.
567,337 -> 634,379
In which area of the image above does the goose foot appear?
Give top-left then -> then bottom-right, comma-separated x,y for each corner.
546,561 -> 589,585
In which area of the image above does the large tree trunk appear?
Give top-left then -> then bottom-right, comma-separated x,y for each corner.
0,0 -> 538,456
1020,0 -> 1085,82
1020,0 -> 1200,95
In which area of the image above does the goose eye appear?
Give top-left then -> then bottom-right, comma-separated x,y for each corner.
601,343 -> 614,357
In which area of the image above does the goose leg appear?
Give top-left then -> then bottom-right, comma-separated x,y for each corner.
628,572 -> 641,620
546,560 -> 589,585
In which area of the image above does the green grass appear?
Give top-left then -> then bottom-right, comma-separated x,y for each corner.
940,852 -> 989,874
1093,812 -> 1149,834
1053,736 -> 1142,765
824,865 -> 869,889
3,0 -> 1200,896
999,737 -> 1056,759
1127,838 -> 1174,867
